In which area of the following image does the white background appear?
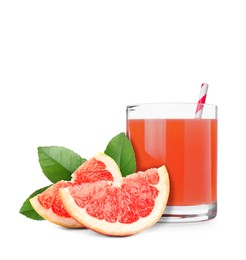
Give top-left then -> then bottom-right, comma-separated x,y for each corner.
1,0 -> 245,259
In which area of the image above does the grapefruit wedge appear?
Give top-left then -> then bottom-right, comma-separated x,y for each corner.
30,181 -> 80,228
30,153 -> 122,228
60,157 -> 169,236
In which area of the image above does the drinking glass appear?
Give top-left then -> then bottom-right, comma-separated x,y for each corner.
126,103 -> 217,222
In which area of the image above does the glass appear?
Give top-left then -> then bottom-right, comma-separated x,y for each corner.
126,103 -> 217,222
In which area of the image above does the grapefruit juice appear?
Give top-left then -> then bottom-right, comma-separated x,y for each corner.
127,118 -> 217,207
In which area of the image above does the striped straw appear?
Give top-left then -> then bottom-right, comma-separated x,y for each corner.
195,83 -> 209,118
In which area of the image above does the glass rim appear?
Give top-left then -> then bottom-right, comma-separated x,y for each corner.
127,102 -> 217,109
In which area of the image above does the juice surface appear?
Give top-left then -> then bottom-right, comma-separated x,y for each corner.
127,119 -> 217,206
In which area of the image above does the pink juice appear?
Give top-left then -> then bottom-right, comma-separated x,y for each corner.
127,118 -> 217,206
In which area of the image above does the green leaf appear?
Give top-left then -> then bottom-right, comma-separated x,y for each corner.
38,146 -> 86,183
19,186 -> 51,220
104,132 -> 136,177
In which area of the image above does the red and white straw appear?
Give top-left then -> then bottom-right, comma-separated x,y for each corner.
195,83 -> 209,118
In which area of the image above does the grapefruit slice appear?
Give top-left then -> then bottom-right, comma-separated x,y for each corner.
30,153 -> 122,228
30,181 -> 80,228
60,163 -> 169,236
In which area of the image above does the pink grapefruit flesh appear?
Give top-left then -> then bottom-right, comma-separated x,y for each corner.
30,153 -> 122,228
60,164 -> 169,236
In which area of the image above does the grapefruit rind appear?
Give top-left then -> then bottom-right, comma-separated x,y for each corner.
30,196 -> 82,228
60,165 -> 169,236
